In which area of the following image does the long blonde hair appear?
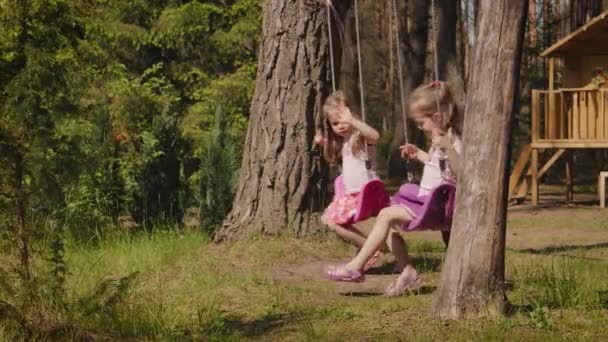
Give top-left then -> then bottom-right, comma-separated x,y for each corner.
321,90 -> 365,165
408,81 -> 462,136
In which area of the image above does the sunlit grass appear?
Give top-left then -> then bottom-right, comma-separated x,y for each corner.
1,227 -> 607,340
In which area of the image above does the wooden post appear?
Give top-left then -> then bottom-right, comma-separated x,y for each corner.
573,92 -> 580,139
532,90 -> 540,143
431,0 -> 527,318
581,91 -> 588,139
560,92 -> 566,139
565,150 -> 574,203
600,172 -> 607,208
548,57 -> 554,91
600,90 -> 606,139
531,148 -> 539,206
548,57 -> 555,139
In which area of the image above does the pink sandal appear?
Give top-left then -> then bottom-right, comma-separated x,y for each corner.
383,271 -> 421,297
363,250 -> 382,271
325,264 -> 365,283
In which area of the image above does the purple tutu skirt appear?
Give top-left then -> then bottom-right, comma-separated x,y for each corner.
390,183 -> 456,231
390,184 -> 427,218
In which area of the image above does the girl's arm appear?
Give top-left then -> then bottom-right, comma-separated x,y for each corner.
433,134 -> 460,173
350,118 -> 379,144
445,146 -> 459,174
340,109 -> 380,144
416,149 -> 430,163
400,144 -> 429,163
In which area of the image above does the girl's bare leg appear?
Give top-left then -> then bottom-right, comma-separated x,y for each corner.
345,206 -> 413,270
322,216 -> 367,248
386,229 -> 410,272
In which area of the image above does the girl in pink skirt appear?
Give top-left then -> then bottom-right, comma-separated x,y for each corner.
315,91 -> 382,265
325,81 -> 463,296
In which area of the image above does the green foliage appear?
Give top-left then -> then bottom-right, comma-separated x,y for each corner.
0,222 -> 139,339
108,62 -> 184,223
0,0 -> 262,337
199,106 -> 238,234
0,0 -> 262,234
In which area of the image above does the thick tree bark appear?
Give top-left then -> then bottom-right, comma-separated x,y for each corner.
432,0 -> 527,318
216,0 -> 334,240
387,0 -> 429,179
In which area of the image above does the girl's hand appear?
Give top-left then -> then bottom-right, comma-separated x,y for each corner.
399,144 -> 418,160
432,133 -> 451,150
338,107 -> 354,125
314,130 -> 326,146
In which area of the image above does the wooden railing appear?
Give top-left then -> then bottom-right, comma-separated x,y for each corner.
531,88 -> 608,146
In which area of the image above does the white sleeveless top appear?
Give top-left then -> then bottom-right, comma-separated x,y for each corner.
342,133 -> 376,194
418,129 -> 462,196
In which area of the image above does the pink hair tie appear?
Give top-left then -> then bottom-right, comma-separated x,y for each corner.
430,80 -> 441,87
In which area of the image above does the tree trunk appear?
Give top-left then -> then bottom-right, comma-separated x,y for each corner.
432,0 -> 527,318
570,0 -> 602,29
386,0 -> 395,132
339,2 -> 361,114
216,0 -> 334,240
529,0 -> 538,47
387,0 -> 429,179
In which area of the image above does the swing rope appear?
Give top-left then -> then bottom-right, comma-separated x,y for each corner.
326,0 -> 336,92
391,0 -> 413,182
431,0 -> 441,113
353,0 -> 372,169
429,0 -> 448,175
323,0 -> 372,169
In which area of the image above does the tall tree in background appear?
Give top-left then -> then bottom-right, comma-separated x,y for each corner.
432,0 -> 528,318
436,0 -> 467,119
387,0 -> 429,178
570,0 -> 603,28
0,0 -> 98,275
216,0 -> 335,240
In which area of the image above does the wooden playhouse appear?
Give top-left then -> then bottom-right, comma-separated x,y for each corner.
509,10 -> 608,206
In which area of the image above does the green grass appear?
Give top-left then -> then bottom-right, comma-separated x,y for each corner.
507,213 -> 608,231
1,228 -> 608,340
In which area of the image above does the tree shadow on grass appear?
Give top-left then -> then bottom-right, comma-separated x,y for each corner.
177,312 -> 303,339
513,242 -> 608,255
340,285 -> 437,297
365,256 -> 444,275
223,313 -> 299,337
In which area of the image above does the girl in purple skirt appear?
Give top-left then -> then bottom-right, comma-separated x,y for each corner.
325,81 -> 462,296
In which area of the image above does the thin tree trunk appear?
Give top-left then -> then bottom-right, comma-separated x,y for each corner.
432,0 -> 527,318
387,0 -> 429,179
560,0 -> 570,36
216,0 -> 335,240
339,2 -> 361,114
458,0 -> 467,86
436,0 -> 467,120
474,0 -> 480,28
571,0 -> 602,29
14,151 -> 30,281
462,0 -> 473,85
529,0 -> 538,47
387,0 -> 395,133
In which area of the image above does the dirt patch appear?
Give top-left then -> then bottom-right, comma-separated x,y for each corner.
202,205 -> 608,300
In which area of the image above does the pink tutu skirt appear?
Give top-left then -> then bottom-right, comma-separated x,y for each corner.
323,192 -> 360,225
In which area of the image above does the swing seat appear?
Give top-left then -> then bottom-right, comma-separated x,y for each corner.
399,183 -> 456,232
334,175 -> 390,223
